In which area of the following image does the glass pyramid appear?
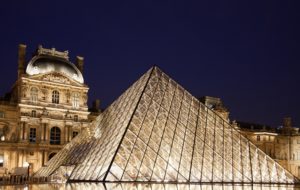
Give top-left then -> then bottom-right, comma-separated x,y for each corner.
35,66 -> 298,184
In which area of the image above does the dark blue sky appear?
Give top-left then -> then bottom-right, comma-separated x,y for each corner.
0,0 -> 299,127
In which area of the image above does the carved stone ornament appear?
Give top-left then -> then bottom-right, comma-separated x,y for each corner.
82,94 -> 87,104
41,86 -> 48,95
42,73 -> 71,84
21,85 -> 28,97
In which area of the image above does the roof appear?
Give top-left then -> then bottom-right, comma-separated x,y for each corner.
25,46 -> 84,83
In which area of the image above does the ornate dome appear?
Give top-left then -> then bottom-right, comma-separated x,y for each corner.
26,47 -> 84,83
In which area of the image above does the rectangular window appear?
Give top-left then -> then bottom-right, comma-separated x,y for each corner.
257,135 -> 260,141
0,112 -> 4,118
72,131 -> 79,138
72,93 -> 80,109
31,110 -> 36,117
0,154 -> 3,167
29,128 -> 36,143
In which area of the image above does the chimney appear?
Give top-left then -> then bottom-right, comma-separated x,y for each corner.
283,117 -> 292,128
18,44 -> 27,79
76,56 -> 84,73
92,99 -> 100,112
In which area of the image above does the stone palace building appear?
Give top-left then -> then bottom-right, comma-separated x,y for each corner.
0,44 -> 299,180
0,44 -> 100,175
201,96 -> 300,179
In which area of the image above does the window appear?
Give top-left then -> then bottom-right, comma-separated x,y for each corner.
74,115 -> 78,122
72,131 -> 79,138
48,152 -> 56,161
72,93 -> 80,109
31,110 -> 36,117
0,112 -> 4,118
257,135 -> 260,141
52,90 -> 59,104
0,154 -> 3,167
29,128 -> 36,143
0,128 -> 4,141
30,87 -> 38,103
50,127 -> 61,145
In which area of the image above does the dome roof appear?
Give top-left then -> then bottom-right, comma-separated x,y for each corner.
26,55 -> 84,83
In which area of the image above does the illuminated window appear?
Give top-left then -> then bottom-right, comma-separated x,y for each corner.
0,154 -> 3,167
29,128 -> 36,143
30,87 -> 38,103
52,90 -> 59,104
72,93 -> 80,109
257,135 -> 260,141
50,127 -> 61,145
72,131 -> 79,138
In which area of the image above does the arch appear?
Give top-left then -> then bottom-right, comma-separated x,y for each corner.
52,90 -> 59,104
48,152 -> 57,160
50,127 -> 61,145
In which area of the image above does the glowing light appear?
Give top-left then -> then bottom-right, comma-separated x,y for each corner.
23,161 -> 29,167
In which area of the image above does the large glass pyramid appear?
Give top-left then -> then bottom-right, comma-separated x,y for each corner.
35,66 -> 298,184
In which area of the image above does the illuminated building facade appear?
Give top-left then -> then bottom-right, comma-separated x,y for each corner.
0,44 -> 97,175
35,67 -> 297,183
236,117 -> 300,179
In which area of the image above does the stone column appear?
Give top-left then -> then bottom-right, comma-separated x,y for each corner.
64,126 -> 68,144
22,122 -> 28,142
19,122 -> 24,141
68,126 -> 71,142
45,124 -> 50,144
45,151 -> 50,162
40,123 -> 46,143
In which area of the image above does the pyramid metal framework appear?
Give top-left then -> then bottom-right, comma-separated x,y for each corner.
35,67 -> 298,184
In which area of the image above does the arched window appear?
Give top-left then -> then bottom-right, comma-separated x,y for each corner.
30,87 -> 38,103
72,131 -> 79,138
48,152 -> 56,161
72,93 -> 79,109
52,90 -> 59,104
50,127 -> 61,145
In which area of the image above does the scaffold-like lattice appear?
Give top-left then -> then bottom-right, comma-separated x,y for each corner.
35,66 -> 298,184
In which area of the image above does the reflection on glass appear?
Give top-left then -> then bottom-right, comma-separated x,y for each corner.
35,67 -> 297,184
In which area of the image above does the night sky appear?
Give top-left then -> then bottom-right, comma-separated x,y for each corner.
0,1 -> 299,127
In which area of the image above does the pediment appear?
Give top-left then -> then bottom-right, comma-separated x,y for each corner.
28,72 -> 83,86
